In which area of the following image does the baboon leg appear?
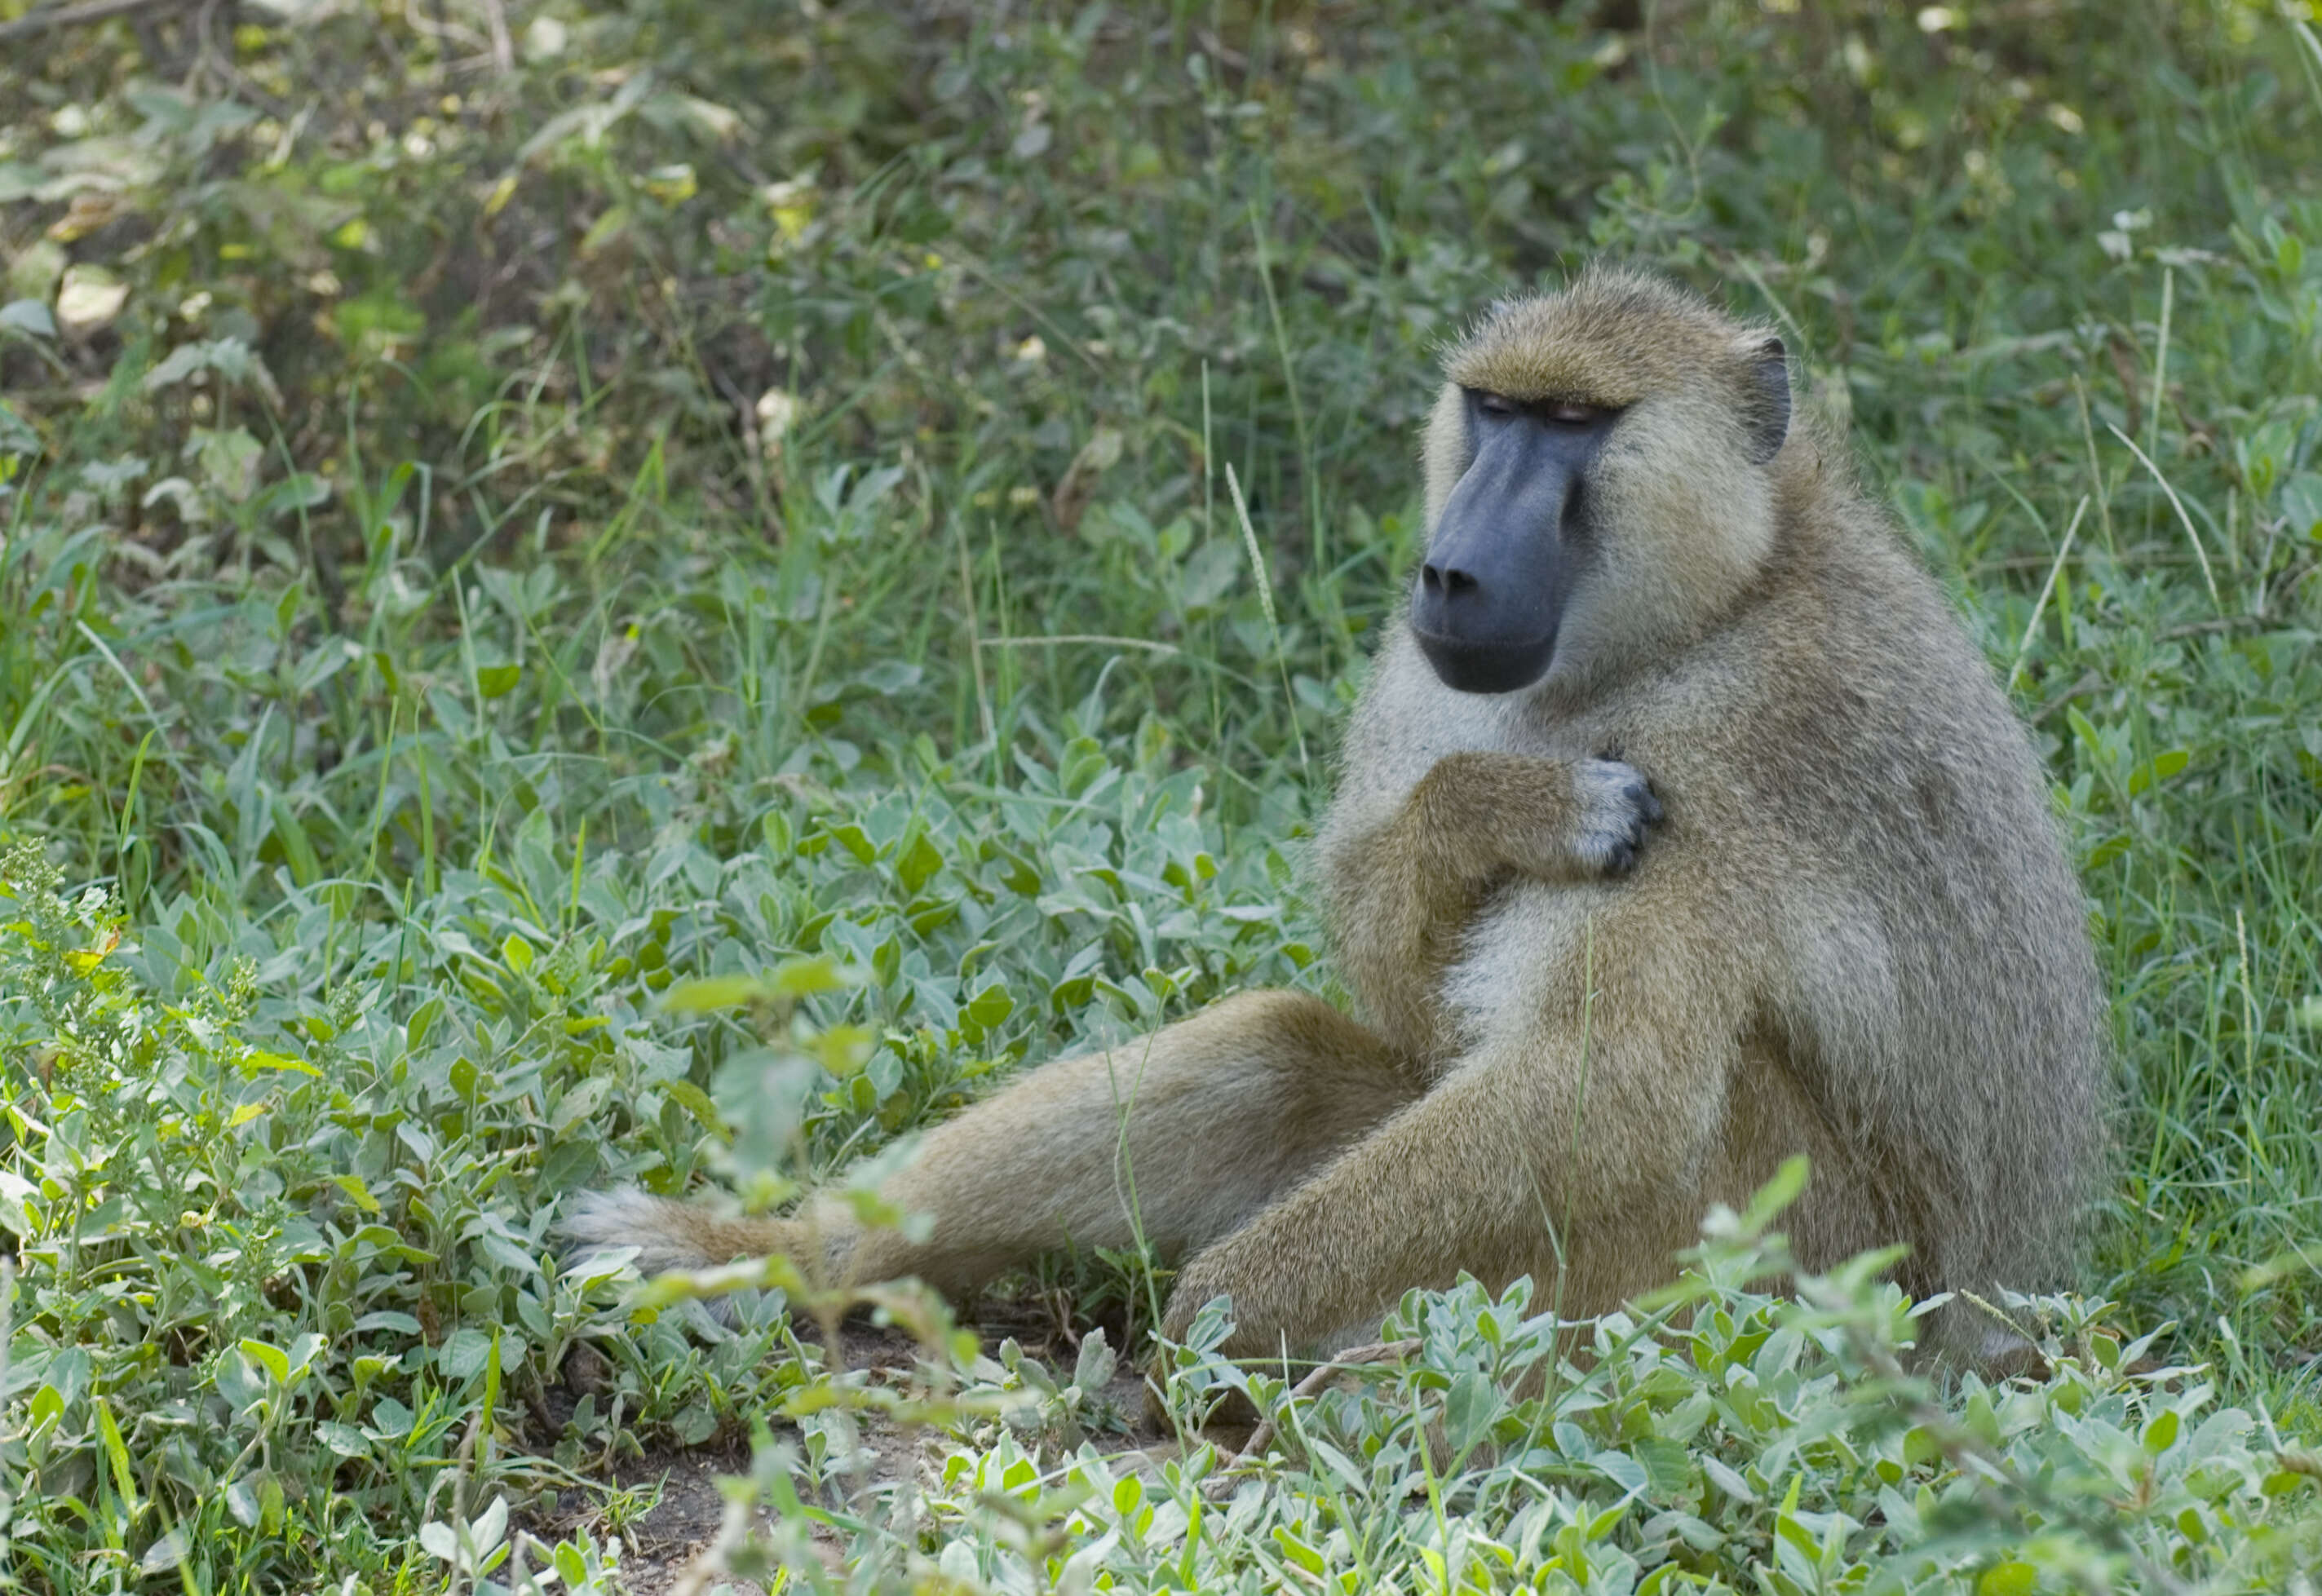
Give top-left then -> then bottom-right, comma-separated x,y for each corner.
1158,891 -> 1757,1358
570,991 -> 1419,1298
844,990 -> 1418,1293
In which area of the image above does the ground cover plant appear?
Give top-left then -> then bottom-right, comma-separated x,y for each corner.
2,0 -> 2320,1589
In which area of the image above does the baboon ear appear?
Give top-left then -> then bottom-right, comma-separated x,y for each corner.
1743,335 -> 1790,465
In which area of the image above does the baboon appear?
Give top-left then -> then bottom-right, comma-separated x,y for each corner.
570,265 -> 2107,1368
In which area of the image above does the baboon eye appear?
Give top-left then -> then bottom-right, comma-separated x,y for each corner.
1475,392 -> 1519,418
1543,400 -> 1603,426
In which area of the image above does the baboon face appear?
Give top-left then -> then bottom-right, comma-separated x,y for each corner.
1409,389 -> 1620,695
1415,268 -> 1794,696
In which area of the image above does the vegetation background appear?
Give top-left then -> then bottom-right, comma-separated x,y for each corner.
1,0 -> 2320,1590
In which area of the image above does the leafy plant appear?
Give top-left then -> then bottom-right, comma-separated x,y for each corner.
2,0 -> 2320,1589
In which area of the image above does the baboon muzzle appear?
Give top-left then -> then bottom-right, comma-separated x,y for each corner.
1410,393 -> 1612,695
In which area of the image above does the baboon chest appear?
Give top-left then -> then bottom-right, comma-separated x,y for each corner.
1436,879 -> 1608,1054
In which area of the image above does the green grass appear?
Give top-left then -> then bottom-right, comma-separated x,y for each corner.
2,1 -> 2320,1589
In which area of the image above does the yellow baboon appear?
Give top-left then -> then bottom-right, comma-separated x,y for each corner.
569,266 -> 2106,1368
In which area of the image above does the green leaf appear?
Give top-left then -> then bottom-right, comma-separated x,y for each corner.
661,973 -> 767,1010
771,955 -> 853,997
27,1385 -> 63,1432
440,1329 -> 493,1381
240,1339 -> 293,1385
662,1078 -> 723,1132
965,981 -> 1014,1030
896,830 -> 944,893
551,1075 -> 612,1136
365,1398 -> 415,1440
354,1312 -> 423,1336
826,821 -> 878,864
1979,1562 -> 2037,1596
673,1403 -> 718,1445
1740,1154 -> 1811,1232
191,425 -> 263,502
1703,1456 -> 1758,1502
138,1530 -> 188,1575
475,664 -> 523,699
663,957 -> 855,1012
2280,471 -> 2322,538
0,299 -> 56,338
226,1474 -> 265,1528
95,1396 -> 136,1506
2066,705 -> 2105,760
1272,1527 -> 1324,1576
1440,1371 -> 1503,1455
1633,1436 -> 1695,1497
816,1023 -> 875,1077
2126,748 -> 2189,797
314,1421 -> 371,1459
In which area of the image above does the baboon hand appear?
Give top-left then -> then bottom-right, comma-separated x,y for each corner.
1411,751 -> 1663,884
1562,758 -> 1664,878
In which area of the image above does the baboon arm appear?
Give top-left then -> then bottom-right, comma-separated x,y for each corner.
1325,750 -> 1656,1063
1162,958 -> 1740,1356
1322,807 -> 1459,1063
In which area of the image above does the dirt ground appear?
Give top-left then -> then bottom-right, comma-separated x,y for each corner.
602,1446 -> 767,1596
569,1317 -> 1174,1594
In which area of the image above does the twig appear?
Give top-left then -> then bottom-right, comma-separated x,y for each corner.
976,633 -> 1181,656
2159,615 -> 2289,640
1202,1338 -> 1419,1497
0,0 -> 188,42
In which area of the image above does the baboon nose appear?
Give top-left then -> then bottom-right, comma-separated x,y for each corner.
1421,562 -> 1479,598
